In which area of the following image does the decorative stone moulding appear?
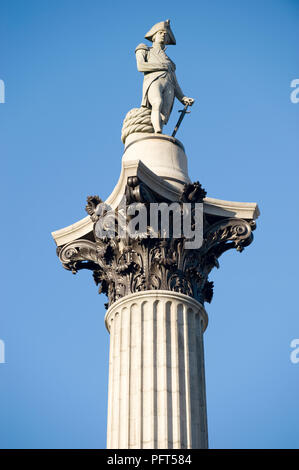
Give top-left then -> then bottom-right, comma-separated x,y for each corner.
52,136 -> 259,250
53,136 -> 259,310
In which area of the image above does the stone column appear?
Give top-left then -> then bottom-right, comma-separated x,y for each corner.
53,135 -> 258,449
105,290 -> 208,449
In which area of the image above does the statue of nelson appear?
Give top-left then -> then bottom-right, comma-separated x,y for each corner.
135,20 -> 194,134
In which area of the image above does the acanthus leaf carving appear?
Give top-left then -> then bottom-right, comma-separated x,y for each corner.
56,179 -> 256,309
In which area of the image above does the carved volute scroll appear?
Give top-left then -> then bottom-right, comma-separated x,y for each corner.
56,178 -> 256,309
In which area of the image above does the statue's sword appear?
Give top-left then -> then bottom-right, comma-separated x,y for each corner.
172,104 -> 191,138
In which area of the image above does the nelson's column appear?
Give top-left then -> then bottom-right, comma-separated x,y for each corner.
52,20 -> 259,449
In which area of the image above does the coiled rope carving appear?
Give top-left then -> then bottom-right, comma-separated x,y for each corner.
121,107 -> 154,143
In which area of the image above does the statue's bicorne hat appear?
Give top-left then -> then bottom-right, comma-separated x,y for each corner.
144,19 -> 176,45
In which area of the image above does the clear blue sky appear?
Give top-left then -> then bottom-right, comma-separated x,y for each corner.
0,0 -> 298,449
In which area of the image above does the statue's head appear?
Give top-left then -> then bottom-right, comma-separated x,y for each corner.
145,19 -> 176,45
152,30 -> 169,45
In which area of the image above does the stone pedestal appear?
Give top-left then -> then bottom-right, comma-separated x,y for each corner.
123,133 -> 190,190
105,291 -> 208,449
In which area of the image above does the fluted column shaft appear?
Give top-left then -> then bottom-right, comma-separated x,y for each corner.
105,290 -> 208,449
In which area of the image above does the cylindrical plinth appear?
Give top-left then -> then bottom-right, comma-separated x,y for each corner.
105,290 -> 209,449
122,133 -> 191,190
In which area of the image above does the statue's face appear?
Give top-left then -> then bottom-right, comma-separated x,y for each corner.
153,29 -> 168,45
